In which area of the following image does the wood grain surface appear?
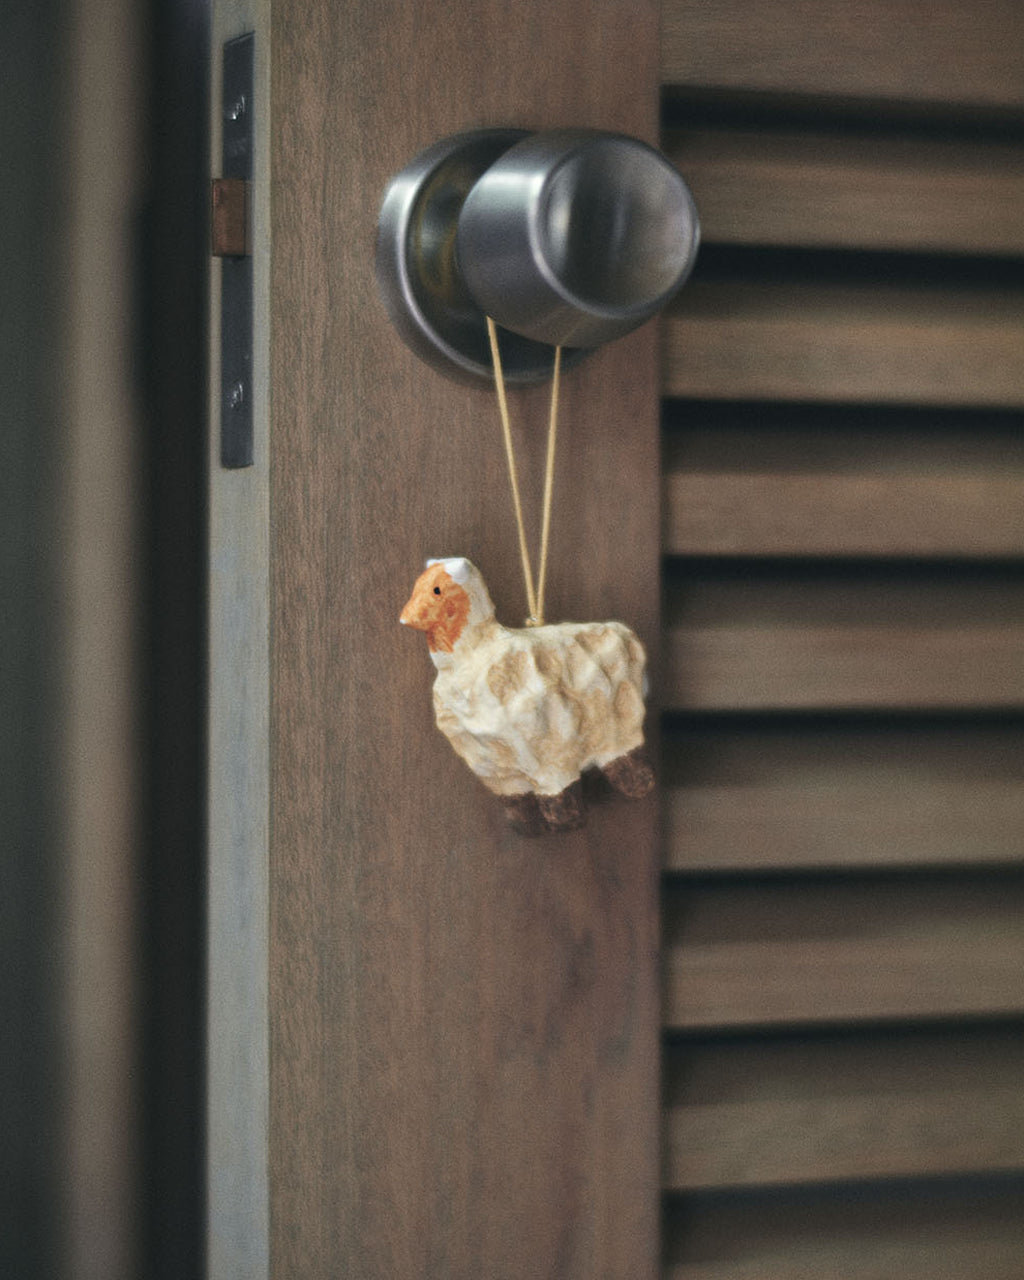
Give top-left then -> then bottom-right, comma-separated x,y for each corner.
657,1 -> 1024,1276
663,1179 -> 1024,1280
663,566 -> 1024,712
267,3 -> 661,1276
663,407 -> 1024,558
663,275 -> 1024,407
664,1027 -> 1024,1189
663,719 -> 1024,872
666,126 -> 1024,256
664,874 -> 1024,1029
662,0 -> 1024,111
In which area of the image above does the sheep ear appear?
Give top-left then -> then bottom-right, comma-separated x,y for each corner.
442,557 -> 471,584
426,556 -> 471,584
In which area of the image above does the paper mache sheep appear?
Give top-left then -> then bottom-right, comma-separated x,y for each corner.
400,557 -> 654,835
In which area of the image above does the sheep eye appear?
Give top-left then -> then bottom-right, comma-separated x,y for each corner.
433,586 -> 441,595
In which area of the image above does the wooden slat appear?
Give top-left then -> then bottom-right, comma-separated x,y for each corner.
664,874 -> 1024,1030
664,1028 -> 1024,1190
670,1086 -> 1024,1189
664,1179 -> 1024,1280
664,568 -> 1024,712
661,0 -> 1024,111
663,410 -> 1024,558
662,277 -> 1024,407
664,720 -> 1024,873
665,127 -> 1024,256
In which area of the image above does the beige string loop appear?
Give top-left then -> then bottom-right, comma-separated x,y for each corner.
486,317 -> 562,627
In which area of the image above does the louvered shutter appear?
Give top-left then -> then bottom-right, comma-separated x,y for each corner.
658,3 -> 1024,1275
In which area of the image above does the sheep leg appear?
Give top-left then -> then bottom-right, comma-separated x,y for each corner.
501,793 -> 547,838
537,780 -> 586,832
601,747 -> 655,799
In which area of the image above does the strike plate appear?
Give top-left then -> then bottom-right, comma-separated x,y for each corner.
219,33 -> 254,468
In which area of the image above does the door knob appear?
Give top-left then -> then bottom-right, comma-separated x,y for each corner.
376,128 -> 700,384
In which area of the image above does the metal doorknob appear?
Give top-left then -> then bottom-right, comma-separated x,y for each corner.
376,128 -> 700,384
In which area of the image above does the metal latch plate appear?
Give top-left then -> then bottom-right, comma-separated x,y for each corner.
219,33 -> 254,468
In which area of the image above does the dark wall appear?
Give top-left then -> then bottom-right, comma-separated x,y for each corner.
139,0 -> 209,1275
0,3 -> 209,1276
0,4 -> 68,1277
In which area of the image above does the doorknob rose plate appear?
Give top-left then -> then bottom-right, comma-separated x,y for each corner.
376,128 -> 700,384
376,129 -> 582,385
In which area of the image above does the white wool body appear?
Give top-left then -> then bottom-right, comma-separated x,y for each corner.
413,561 -> 647,797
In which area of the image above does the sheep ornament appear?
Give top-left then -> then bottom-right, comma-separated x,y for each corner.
400,557 -> 654,834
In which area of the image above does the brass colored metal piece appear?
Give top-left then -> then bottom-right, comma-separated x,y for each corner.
211,178 -> 249,257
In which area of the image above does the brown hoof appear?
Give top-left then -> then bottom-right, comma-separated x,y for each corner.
502,793 -> 548,837
601,747 -> 655,799
537,780 -> 586,832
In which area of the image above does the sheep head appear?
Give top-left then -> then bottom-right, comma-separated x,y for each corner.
399,558 -> 493,654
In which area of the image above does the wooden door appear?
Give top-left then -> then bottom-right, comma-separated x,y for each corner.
208,2 -> 1024,1278
208,2 -> 662,1278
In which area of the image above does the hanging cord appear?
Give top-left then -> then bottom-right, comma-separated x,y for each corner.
535,342 -> 562,627
486,317 -> 562,626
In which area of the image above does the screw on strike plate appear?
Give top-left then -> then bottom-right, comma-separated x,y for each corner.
225,94 -> 246,122
228,381 -> 245,410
